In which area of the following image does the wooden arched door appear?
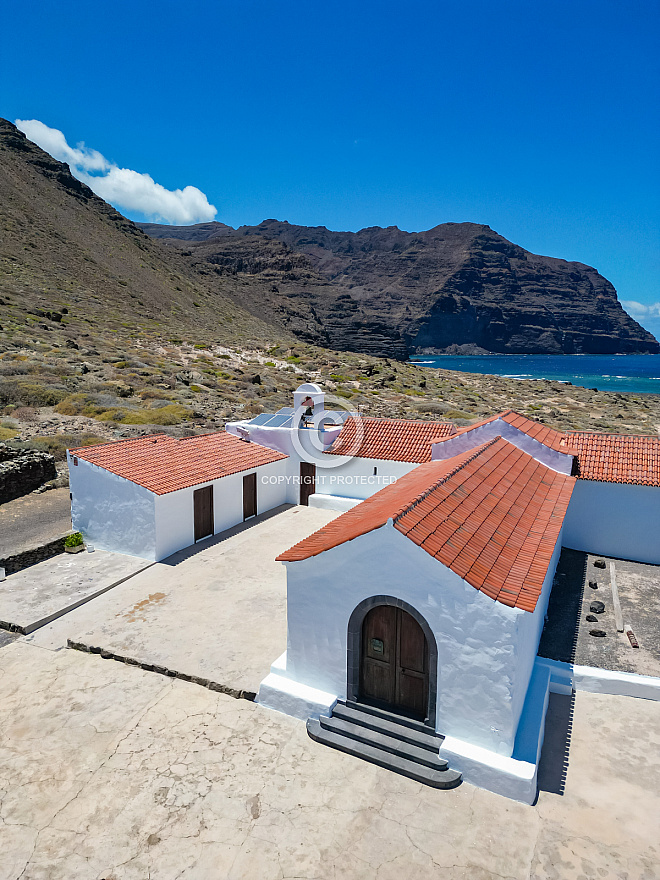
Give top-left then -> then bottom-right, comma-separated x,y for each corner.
359,605 -> 429,719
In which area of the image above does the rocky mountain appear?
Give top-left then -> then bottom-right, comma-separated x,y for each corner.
139,219 -> 659,358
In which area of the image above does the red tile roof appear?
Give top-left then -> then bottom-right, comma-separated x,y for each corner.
566,431 -> 660,486
279,437 -> 575,612
434,409 -> 660,486
70,432 -> 288,495
437,409 -> 574,453
327,416 -> 456,463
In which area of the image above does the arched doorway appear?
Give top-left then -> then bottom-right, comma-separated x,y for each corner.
359,604 -> 429,720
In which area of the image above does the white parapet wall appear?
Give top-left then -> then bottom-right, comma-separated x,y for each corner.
308,493 -> 363,513
536,656 -> 660,701
561,480 -> 660,565
431,418 -> 574,475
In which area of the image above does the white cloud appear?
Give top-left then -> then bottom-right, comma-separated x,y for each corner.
621,300 -> 660,339
621,300 -> 660,319
15,119 -> 217,225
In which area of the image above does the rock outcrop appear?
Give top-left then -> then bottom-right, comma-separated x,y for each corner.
0,444 -> 57,504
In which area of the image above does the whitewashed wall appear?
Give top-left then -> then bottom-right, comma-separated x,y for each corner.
314,457 -> 417,500
68,454 -> 157,559
281,524 -> 553,756
154,458 -> 289,561
432,419 -> 574,475
563,481 -> 660,564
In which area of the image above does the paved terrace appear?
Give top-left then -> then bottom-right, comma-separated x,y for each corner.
1,504 -> 659,877
1,641 -> 659,879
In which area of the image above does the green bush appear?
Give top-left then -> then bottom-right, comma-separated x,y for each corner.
64,532 -> 84,548
0,380 -> 66,407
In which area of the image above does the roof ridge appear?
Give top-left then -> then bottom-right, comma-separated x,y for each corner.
346,415 -> 452,425
69,432 -> 169,454
393,435 -> 502,523
567,429 -> 660,439
176,431 -> 225,442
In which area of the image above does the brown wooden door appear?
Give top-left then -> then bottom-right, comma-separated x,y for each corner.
193,486 -> 214,542
243,472 -> 257,520
300,462 -> 316,506
360,606 -> 429,719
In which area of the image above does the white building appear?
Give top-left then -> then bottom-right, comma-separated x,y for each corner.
68,432 -> 289,561
67,388 -> 660,802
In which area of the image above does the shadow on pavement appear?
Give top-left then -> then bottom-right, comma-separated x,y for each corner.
160,503 -> 297,566
538,548 -> 588,664
537,691 -> 576,796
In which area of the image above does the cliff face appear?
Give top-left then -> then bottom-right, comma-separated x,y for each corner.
140,219 -> 659,358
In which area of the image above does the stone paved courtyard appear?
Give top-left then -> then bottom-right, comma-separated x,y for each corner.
1,640 -> 659,880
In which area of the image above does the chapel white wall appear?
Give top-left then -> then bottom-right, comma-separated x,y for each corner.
562,480 -> 660,565
68,454 -> 157,560
313,457 -> 417,500
154,457 -> 289,561
282,524 -> 542,756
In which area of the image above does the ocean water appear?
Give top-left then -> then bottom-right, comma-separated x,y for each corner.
409,354 -> 660,395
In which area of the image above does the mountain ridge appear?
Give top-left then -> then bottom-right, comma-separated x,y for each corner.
138,218 -> 659,358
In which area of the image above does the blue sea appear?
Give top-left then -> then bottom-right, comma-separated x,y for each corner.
409,354 -> 660,395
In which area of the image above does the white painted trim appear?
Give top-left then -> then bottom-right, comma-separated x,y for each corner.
431,418 -> 574,475
536,656 -> 660,701
439,738 -> 537,804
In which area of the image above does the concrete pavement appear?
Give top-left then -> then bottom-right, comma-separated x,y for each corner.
67,505 -> 338,696
0,550 -> 150,634
1,641 -> 658,880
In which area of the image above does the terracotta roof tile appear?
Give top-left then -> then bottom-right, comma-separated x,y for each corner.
279,437 -> 574,612
327,416 -> 455,463
566,431 -> 660,486
70,432 -> 288,495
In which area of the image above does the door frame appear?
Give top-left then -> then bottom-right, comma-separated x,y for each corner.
193,485 -> 214,542
347,595 -> 438,726
243,472 -> 257,520
299,461 -> 316,506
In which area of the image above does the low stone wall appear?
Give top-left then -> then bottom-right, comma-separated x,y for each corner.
0,444 -> 57,504
0,535 -> 68,576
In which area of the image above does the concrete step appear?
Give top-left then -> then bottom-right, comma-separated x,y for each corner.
332,702 -> 441,753
319,714 -> 449,770
344,699 -> 438,737
307,719 -> 462,789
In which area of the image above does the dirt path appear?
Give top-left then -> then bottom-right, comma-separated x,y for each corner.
0,488 -> 71,557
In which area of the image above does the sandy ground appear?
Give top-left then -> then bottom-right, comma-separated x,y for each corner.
0,641 -> 659,880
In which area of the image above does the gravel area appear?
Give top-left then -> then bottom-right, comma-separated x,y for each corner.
539,548 -> 660,677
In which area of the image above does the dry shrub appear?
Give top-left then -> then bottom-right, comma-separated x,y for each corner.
12,406 -> 38,423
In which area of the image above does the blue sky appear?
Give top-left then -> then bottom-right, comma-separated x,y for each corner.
2,0 -> 659,336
